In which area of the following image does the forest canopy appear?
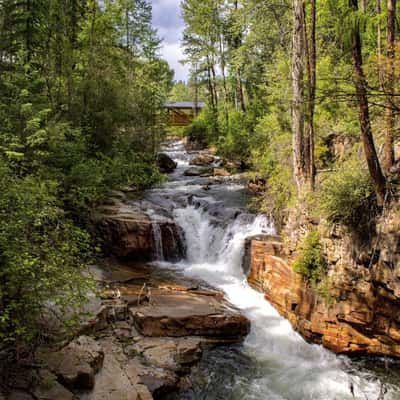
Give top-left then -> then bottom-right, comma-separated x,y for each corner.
0,0 -> 172,348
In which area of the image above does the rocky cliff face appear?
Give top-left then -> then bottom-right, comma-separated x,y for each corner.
92,199 -> 185,262
243,207 -> 400,358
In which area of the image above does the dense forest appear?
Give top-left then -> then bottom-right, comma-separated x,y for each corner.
0,0 -> 172,349
1,0 -> 400,377
179,0 -> 399,224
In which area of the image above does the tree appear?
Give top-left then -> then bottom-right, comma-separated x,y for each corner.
304,0 -> 316,190
383,0 -> 396,173
292,0 -> 306,190
349,0 -> 386,204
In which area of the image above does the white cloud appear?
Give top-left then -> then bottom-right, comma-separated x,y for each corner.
151,0 -> 189,81
161,43 -> 190,81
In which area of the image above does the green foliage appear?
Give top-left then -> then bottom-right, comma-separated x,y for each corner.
0,0 -> 171,350
293,230 -> 327,285
319,158 -> 376,227
217,110 -> 253,161
0,161 -> 92,345
185,108 -> 217,148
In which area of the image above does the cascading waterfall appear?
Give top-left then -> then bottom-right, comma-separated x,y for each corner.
170,205 -> 397,400
150,140 -> 398,400
151,222 -> 164,261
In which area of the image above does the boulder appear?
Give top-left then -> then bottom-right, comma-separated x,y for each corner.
130,292 -> 250,340
127,359 -> 179,399
39,336 -> 104,390
157,153 -> 177,174
213,168 -> 230,177
126,337 -> 202,373
33,370 -> 74,400
92,205 -> 185,261
184,167 -> 213,177
189,154 -> 215,166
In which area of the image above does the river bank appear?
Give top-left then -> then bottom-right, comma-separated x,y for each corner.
2,139 -> 400,400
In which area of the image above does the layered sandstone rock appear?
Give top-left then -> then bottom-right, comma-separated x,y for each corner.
189,153 -> 215,166
243,209 -> 400,358
92,202 -> 184,261
131,292 -> 250,340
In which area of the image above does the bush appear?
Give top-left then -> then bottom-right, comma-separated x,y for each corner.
319,158 -> 376,227
293,230 -> 327,284
0,161 -> 92,347
217,110 -> 252,161
184,106 -> 220,149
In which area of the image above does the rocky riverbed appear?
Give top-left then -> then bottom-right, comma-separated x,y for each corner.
2,259 -> 250,400
3,139 -> 400,400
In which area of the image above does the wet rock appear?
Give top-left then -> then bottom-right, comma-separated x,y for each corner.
189,154 -> 215,166
39,336 -> 104,390
92,205 -> 184,261
213,168 -> 230,177
157,153 -> 177,173
130,292 -> 250,340
244,221 -> 400,358
184,167 -> 213,177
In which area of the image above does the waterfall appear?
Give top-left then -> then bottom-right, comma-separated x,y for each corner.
151,222 -> 164,261
170,203 -> 396,400
148,139 -> 398,400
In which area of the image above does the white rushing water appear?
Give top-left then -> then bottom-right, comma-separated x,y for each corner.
154,140 -> 399,400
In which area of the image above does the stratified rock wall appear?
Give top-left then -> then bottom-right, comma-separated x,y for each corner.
243,207 -> 400,358
92,201 -> 185,261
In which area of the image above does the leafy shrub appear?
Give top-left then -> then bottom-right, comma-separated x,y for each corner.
250,113 -> 294,228
293,230 -> 327,284
185,116 -> 210,148
217,110 -> 253,161
319,158 -> 376,227
0,161 -> 92,347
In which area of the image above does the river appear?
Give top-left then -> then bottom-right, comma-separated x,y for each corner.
142,140 -> 400,400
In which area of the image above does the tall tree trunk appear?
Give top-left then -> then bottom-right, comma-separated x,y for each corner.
210,62 -> 218,108
219,33 -> 229,126
361,0 -> 368,11
377,0 -> 384,85
383,0 -> 396,173
292,0 -> 306,190
236,67 -> 246,112
206,62 -> 216,111
349,0 -> 386,204
303,0 -> 316,190
233,0 -> 246,112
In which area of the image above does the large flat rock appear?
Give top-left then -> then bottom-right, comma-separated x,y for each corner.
130,292 -> 250,340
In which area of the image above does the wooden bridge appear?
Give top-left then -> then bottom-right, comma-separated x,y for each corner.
164,101 -> 205,127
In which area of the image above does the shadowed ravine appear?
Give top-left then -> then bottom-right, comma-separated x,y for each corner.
144,140 -> 400,400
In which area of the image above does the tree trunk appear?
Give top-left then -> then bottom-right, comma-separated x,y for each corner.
361,0 -> 368,11
206,61 -> 216,111
377,0 -> 384,85
210,62 -> 218,108
292,0 -> 306,190
303,0 -> 316,190
383,0 -> 396,173
233,0 -> 246,112
349,0 -> 386,204
219,33 -> 229,126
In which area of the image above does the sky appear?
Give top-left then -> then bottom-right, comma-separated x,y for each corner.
151,0 -> 189,81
